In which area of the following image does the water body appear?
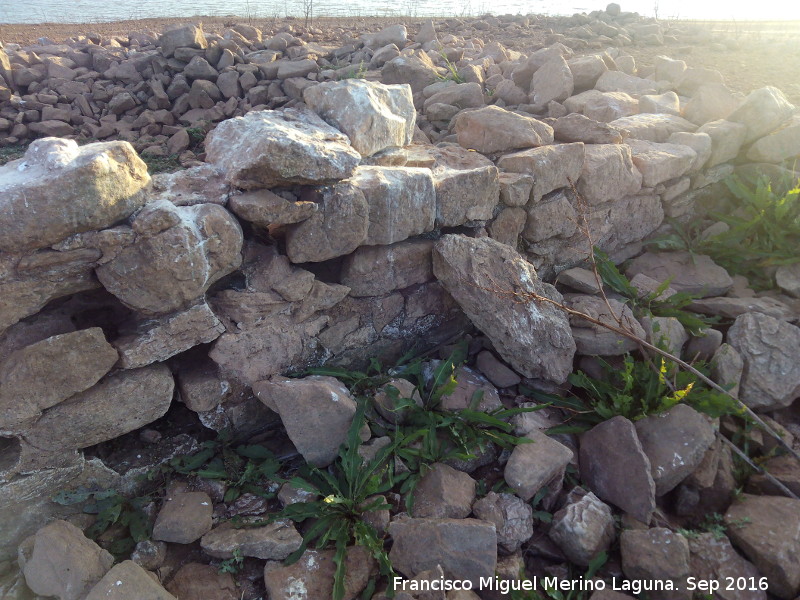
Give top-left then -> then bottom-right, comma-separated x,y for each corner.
1,0 -> 798,24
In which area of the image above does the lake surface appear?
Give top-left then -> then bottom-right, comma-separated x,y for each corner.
1,0 -> 798,24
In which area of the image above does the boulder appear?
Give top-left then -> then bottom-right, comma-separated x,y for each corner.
549,490 -> 615,566
264,546 -> 373,600
285,181 -> 369,263
388,518 -> 497,586
688,533 -> 766,600
727,312 -> 800,410
724,495 -> 800,599
412,463 -> 476,519
205,108 -> 360,188
152,491 -> 213,544
620,528 -> 690,600
566,295 -> 646,355
746,116 -> 800,163
504,431 -> 573,501
580,416 -> 656,523
568,55 -> 608,91
382,54 -> 443,99
639,91 -> 681,116
577,144 -> 642,204
201,520 -> 302,560
304,80 -> 415,157
529,55 -> 574,109
96,201 -> 243,315
433,235 -> 575,383
635,404 -> 716,496
498,142 -> 585,203
364,24 -> 407,49
432,155 -> 500,227
0,138 -> 149,253
0,328 -> 118,429
340,238 -> 434,297
423,82 -> 485,111
159,24 -> 207,58
696,119 -> 748,167
627,140 -> 697,187
253,376 -> 357,467
165,563 -> 238,600
682,83 -> 742,125
351,166 -> 436,245
595,70 -> 657,96
667,131 -> 712,172
472,492 -> 534,554
609,114 -> 697,142
19,520 -> 114,600
727,86 -> 795,143
85,560 -> 176,600
454,105 -> 554,154
228,189 -> 317,228
625,252 -> 733,297
553,113 -> 625,144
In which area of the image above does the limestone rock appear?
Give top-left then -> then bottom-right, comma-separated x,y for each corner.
253,375 -> 357,467
352,166 -> 436,245
553,113 -> 625,144
609,114 -> 696,143
710,343 -> 743,398
580,416 -> 656,523
382,54 -> 443,99
776,263 -> 800,298
577,143 -> 642,205
621,528 -> 690,600
165,563 -> 238,600
689,533 -> 766,600
472,492 -> 533,554
264,546 -> 373,600
568,54 -> 608,91
201,520 -> 302,560
549,490 -> 615,566
152,491 -> 213,544
529,55 -> 574,109
595,70 -> 657,96
625,252 -> 733,297
724,495 -> 800,600
454,105 -> 554,154
627,140 -> 697,187
0,328 -> 118,429
364,24 -> 407,49
341,239 -> 434,297
19,520 -> 113,600
113,302 -> 225,369
412,463 -> 476,519
433,235 -> 575,383
205,108 -> 360,188
727,312 -> 800,411
96,201 -> 243,315
228,189 -> 317,228
682,83 -> 742,125
504,431 -> 573,501
635,404 -> 716,496
159,25 -> 207,58
476,351 -> 522,389
497,142 -> 585,203
0,138 -> 149,253
423,82 -> 484,111
727,86 -> 795,144
696,119 -> 747,167
746,116 -> 800,163
85,560 -> 176,600
566,295 -> 646,356
388,518 -> 497,586
304,79 -> 415,157
667,131 -> 712,172
431,156 -> 500,228
285,180 -> 369,263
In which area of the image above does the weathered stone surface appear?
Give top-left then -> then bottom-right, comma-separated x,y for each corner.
159,24 -> 207,57
165,563 -> 238,600
776,263 -> 800,298
228,189 -> 317,228
382,53 -> 443,99
553,113 -> 625,144
497,142 -> 585,203
152,491 -> 213,544
689,295 -> 795,322
727,312 -> 800,411
285,181 -> 369,263
97,201 -> 243,315
19,520 -> 113,600
0,328 -> 118,429
22,364 -> 174,454
621,528 -> 690,600
609,114 -> 697,142
639,91 -> 681,116
352,166 -> 436,244
635,404 -> 716,496
341,238 -> 434,297
454,105 -> 554,154
489,207 -> 527,247
364,23 -> 407,49
727,86 -> 795,144
689,533 -> 766,600
388,518 -> 497,586
0,138 -> 149,253
472,492 -> 533,554
747,116 -> 800,163
476,351 -> 521,388
529,55 -> 574,109
580,416 -> 656,523
499,172 -> 534,207
683,83 -> 742,125
566,294 -> 646,356
667,131 -> 712,172
549,490 -> 615,566
430,147 -> 500,227
264,546 -> 373,600
304,79 -> 415,157
254,375 -> 356,467
579,91 -> 639,123
149,164 -> 230,207
205,108 -> 360,188
372,378 -> 422,425
424,82 -> 485,111
504,431 -> 573,501
640,315 -> 689,357
724,495 -> 800,599
85,560 -> 176,600
595,70 -> 657,96
433,235 -> 575,383
625,252 -> 733,297
695,119 -> 748,168
577,144 -> 642,204
568,54 -> 608,91
113,302 -> 225,369
201,520 -> 302,559
627,140 -> 697,187
710,343 -> 743,397
412,463 -> 476,519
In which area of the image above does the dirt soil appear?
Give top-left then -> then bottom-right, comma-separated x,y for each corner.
2,15 -> 800,104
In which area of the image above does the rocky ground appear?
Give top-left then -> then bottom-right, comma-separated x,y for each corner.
1,5 -> 800,600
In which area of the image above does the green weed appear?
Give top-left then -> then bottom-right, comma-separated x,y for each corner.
0,144 -> 27,166
140,152 -> 182,174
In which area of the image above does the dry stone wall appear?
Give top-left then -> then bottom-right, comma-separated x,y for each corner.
1,9 -> 800,599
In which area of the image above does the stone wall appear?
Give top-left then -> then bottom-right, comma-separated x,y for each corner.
1,11 -> 799,565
